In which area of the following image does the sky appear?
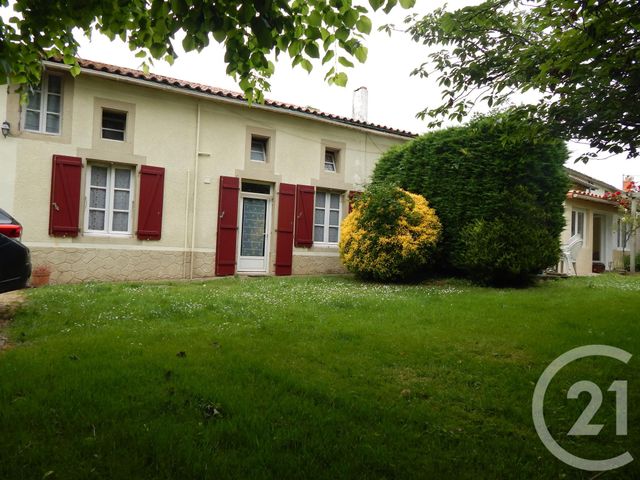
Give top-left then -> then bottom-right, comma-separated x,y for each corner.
5,1 -> 639,188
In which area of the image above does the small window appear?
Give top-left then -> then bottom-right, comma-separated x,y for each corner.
617,218 -> 628,249
250,136 -> 268,162
571,210 -> 585,238
86,164 -> 134,235
102,110 -> 127,141
241,181 -> 271,195
24,74 -> 62,134
314,191 -> 341,244
324,149 -> 338,173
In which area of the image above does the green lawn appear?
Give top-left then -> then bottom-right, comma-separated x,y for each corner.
0,275 -> 638,479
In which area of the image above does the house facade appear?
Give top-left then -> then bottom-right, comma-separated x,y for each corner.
560,168 -> 630,275
1,59 -> 411,283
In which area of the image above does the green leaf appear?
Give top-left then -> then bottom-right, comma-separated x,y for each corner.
333,72 -> 348,87
182,35 -> 195,52
369,0 -> 385,11
300,59 -> 313,73
399,0 -> 415,8
338,56 -> 354,68
356,16 -> 372,35
304,42 -> 320,58
308,11 -> 322,28
354,46 -> 368,63
322,50 -> 335,64
69,65 -> 81,76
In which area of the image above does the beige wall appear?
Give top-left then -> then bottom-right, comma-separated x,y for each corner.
562,198 -> 623,275
1,68 -> 405,283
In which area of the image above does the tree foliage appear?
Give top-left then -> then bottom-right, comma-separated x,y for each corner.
408,0 -> 640,160
0,0 -> 414,100
372,112 -> 569,285
339,185 -> 441,282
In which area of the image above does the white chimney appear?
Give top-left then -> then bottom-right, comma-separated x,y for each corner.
352,86 -> 368,122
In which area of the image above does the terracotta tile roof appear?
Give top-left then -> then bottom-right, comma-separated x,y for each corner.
49,58 -> 417,139
566,190 -> 619,205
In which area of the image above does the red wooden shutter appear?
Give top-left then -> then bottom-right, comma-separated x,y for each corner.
49,155 -> 82,237
294,184 -> 315,247
275,183 -> 296,276
348,190 -> 362,213
215,176 -> 240,276
136,165 -> 165,240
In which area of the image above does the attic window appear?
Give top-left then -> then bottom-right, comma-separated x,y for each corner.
102,109 -> 127,141
324,149 -> 338,173
250,136 -> 268,162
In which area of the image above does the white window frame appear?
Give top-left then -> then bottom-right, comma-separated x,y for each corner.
324,149 -> 338,173
314,191 -> 342,246
84,164 -> 135,236
571,209 -> 585,239
23,73 -> 62,135
101,109 -> 127,141
250,136 -> 268,162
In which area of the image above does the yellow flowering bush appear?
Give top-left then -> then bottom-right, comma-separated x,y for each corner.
339,185 -> 441,281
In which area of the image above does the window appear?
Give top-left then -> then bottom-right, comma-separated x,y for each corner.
314,191 -> 341,244
250,136 -> 268,162
617,218 -> 628,249
86,164 -> 134,235
324,149 -> 338,172
571,210 -> 585,238
24,74 -> 62,134
102,110 -> 127,141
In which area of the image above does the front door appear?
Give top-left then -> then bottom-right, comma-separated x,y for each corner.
237,184 -> 272,272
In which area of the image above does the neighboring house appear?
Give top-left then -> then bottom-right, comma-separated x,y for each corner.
559,167 -> 630,275
0,59 -> 412,283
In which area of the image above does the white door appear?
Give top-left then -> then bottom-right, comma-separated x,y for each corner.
237,189 -> 271,272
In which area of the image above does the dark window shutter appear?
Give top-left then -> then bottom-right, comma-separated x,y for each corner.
49,155 -> 82,237
215,176 -> 240,276
136,165 -> 165,240
275,183 -> 296,275
294,184 -> 315,247
348,190 -> 362,213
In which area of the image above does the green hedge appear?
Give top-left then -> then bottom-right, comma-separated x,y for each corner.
372,112 -> 569,284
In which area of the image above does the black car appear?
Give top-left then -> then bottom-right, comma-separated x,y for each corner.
0,209 -> 31,294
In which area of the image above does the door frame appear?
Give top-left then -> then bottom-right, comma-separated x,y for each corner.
236,186 -> 273,273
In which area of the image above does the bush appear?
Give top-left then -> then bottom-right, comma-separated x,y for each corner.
339,185 -> 441,282
623,254 -> 640,272
372,111 -> 569,284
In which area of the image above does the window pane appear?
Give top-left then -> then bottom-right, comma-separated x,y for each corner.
328,227 -> 339,243
25,110 -> 40,130
27,91 -> 41,111
240,198 -> 267,256
112,212 -> 129,232
46,94 -> 61,113
314,208 -> 325,225
250,138 -> 267,162
113,190 -> 130,210
315,192 -> 325,208
314,226 -> 324,242
102,128 -> 125,141
47,75 -> 62,94
114,169 -> 131,189
102,110 -> 126,130
330,194 -> 340,209
90,188 -> 106,208
324,151 -> 336,172
91,166 -> 108,187
329,210 -> 339,226
241,182 -> 270,194
88,210 -> 105,230
45,113 -> 60,133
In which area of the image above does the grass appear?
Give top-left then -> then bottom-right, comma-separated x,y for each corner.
0,274 -> 638,479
